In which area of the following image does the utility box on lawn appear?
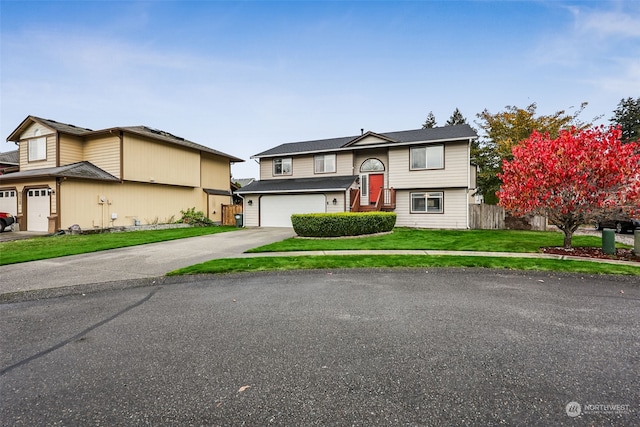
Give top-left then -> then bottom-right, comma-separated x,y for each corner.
602,229 -> 615,255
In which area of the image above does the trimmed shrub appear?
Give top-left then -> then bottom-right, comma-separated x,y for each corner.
176,207 -> 216,227
291,212 -> 396,237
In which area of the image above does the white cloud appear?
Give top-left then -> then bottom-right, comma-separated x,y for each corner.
571,5 -> 640,38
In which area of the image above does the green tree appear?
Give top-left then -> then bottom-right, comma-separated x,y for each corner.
474,102 -> 591,203
422,111 -> 437,129
610,97 -> 640,142
446,108 -> 467,126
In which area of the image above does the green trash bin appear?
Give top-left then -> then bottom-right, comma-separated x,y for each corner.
602,228 -> 615,255
234,213 -> 243,228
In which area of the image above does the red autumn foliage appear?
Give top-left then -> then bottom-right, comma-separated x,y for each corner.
498,126 -> 640,248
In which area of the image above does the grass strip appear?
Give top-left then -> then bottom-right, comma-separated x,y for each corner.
247,228 -> 621,253
168,255 -> 640,276
0,226 -> 237,265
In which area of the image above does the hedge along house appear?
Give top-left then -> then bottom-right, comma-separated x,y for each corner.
1,116 -> 243,233
235,125 -> 478,228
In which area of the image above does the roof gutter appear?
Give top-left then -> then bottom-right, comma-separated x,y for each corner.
235,188 -> 351,195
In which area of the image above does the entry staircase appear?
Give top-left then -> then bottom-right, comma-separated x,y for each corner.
350,188 -> 396,212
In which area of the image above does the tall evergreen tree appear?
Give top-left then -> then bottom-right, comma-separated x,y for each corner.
610,97 -> 640,142
446,108 -> 467,126
422,111 -> 437,129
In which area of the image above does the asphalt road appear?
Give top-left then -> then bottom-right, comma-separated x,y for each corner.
1,269 -> 638,426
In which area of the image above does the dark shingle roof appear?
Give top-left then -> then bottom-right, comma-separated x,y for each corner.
235,175 -> 358,194
253,124 -> 477,158
33,117 -> 94,135
0,161 -> 119,182
0,150 -> 19,165
203,188 -> 231,196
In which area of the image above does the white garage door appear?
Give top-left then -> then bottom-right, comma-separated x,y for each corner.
0,190 -> 17,216
27,189 -> 50,232
261,194 -> 326,227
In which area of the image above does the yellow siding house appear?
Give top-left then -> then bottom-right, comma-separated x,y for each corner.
1,116 -> 243,232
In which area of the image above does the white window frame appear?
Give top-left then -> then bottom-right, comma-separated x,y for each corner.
360,174 -> 368,197
273,158 -> 292,176
28,137 -> 47,161
410,191 -> 444,213
410,144 -> 444,170
360,158 -> 385,172
314,154 -> 336,174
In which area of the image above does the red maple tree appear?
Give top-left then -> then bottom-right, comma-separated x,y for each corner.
498,126 -> 640,248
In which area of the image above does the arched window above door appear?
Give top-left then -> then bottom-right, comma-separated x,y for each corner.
360,158 -> 384,172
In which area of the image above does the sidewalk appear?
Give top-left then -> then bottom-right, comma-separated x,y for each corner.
1,228 -> 637,299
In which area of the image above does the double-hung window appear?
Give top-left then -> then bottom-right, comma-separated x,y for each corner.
410,144 -> 443,170
314,154 -> 336,174
273,158 -> 292,176
411,192 -> 443,213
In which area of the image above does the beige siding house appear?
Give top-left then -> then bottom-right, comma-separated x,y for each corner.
1,116 -> 243,232
236,125 -> 478,228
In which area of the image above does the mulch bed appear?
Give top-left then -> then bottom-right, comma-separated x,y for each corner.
541,247 -> 640,262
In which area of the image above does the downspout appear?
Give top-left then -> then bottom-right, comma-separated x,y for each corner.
56,177 -> 62,231
119,130 -> 124,183
56,131 -> 60,167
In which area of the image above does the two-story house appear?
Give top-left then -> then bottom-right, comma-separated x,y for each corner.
235,125 -> 478,228
1,116 -> 243,233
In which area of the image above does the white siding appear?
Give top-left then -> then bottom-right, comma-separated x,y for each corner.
394,189 -> 468,229
351,135 -> 389,146
243,195 -> 260,227
388,142 -> 469,189
325,191 -> 347,213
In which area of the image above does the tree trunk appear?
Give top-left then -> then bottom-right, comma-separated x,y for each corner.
563,230 -> 573,249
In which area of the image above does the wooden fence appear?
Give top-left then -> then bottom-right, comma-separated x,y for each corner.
221,204 -> 243,226
469,204 -> 546,230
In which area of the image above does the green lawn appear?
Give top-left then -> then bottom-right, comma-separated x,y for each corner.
2,226 -> 638,276
248,228 -> 619,253
168,254 -> 640,276
0,226 -> 237,265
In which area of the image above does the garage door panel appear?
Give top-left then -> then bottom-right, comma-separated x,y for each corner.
261,194 -> 326,227
0,190 -> 18,216
27,189 -> 50,232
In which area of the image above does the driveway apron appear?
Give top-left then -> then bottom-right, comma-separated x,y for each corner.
0,228 -> 295,295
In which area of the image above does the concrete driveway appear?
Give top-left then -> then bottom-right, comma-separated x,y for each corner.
1,269 -> 638,425
0,227 -> 295,295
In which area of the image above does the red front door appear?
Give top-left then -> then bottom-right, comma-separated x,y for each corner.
369,174 -> 384,204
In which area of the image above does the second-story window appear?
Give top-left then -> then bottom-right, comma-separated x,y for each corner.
273,158 -> 292,176
314,154 -> 336,174
28,134 -> 47,162
410,144 -> 444,170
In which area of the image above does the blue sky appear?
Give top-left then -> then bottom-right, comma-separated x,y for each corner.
2,0 -> 639,178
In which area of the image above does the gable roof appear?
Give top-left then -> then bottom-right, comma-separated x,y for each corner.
6,116 -> 243,162
235,175 -> 358,194
253,124 -> 477,158
0,161 -> 119,182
